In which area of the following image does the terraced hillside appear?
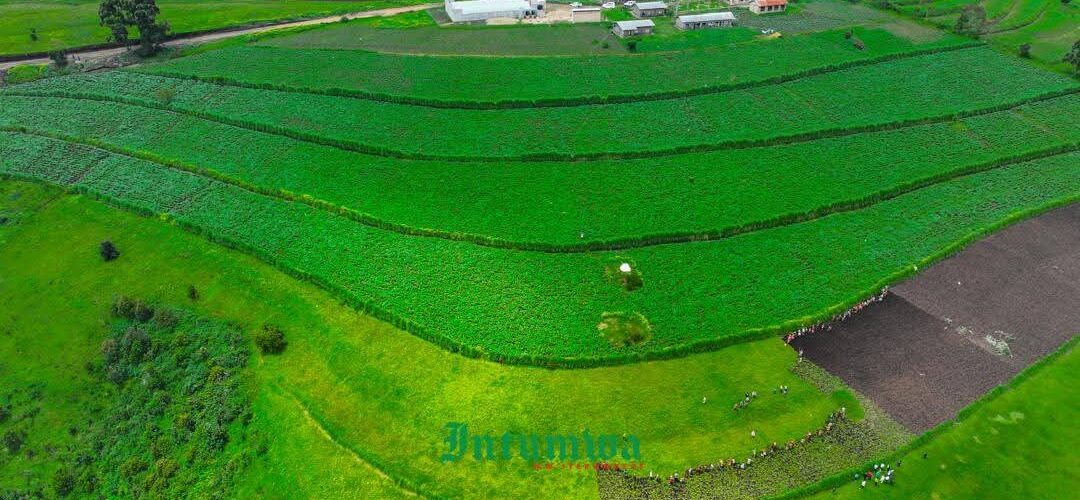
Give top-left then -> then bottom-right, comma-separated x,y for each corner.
1,7 -> 1077,366
886,0 -> 1079,70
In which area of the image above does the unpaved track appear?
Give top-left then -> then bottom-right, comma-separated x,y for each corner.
792,202 -> 1080,432
0,4 -> 437,71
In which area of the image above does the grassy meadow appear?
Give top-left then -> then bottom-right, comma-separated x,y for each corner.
0,180 -> 897,498
0,0 -> 426,56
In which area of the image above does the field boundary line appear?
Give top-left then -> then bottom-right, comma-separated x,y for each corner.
0,125 -> 1076,253
1,138 -> 1077,368
132,42 -> 983,110
2,87 -> 1077,162
272,383 -> 434,499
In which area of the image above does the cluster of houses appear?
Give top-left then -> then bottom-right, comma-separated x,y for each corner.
612,0 -> 785,37
443,0 -> 784,29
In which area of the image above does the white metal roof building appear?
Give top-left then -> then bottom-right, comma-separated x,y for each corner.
675,11 -> 736,29
444,0 -> 545,22
631,1 -> 668,17
612,19 -> 656,37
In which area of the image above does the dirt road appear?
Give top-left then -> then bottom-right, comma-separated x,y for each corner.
0,4 -> 437,71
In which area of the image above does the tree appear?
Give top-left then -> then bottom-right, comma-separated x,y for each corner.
1018,43 -> 1031,58
100,240 -> 120,261
30,28 -> 38,41
954,5 -> 986,35
1066,40 -> 1080,73
99,0 -> 170,55
254,324 -> 287,354
49,50 -> 68,68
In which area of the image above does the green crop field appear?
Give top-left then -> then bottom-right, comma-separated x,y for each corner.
0,0 -> 1077,496
0,0 -> 426,56
138,28 -> 971,105
6,47 -> 1075,160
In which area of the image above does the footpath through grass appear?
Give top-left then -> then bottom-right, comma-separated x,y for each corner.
1,129 -> 1077,364
0,0 -> 427,57
0,180 -> 879,498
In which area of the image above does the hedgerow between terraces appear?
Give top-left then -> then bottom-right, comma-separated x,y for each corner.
0,129 -> 1076,365
5,47 -> 1075,160
0,93 -> 1076,247
135,29 -> 974,107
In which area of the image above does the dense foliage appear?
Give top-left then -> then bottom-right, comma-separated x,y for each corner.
0,93 -> 1075,246
138,28 -> 972,106
6,47 -> 1075,160
0,301 -> 255,498
1,129 -> 1076,364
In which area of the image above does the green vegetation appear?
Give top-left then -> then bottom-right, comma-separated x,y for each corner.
0,92 -> 1074,245
884,0 -> 1080,71
0,294 -> 256,498
0,180 -> 882,498
1,128 -> 1076,364
0,0 -> 426,56
801,338 -> 1079,499
3,63 -> 48,85
7,47 -> 1074,160
260,21 -> 627,54
139,27 -> 972,105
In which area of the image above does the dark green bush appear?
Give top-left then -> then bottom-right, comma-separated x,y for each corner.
254,324 -> 287,354
2,429 -> 25,454
99,240 -> 119,261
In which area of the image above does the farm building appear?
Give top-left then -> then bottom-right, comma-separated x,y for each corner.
631,1 -> 668,17
749,0 -> 786,14
444,0 -> 546,22
725,0 -> 752,5
571,6 -> 602,23
612,19 -> 656,37
675,11 -> 736,29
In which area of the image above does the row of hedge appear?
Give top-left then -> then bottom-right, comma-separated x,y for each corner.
5,124 -> 1075,255
134,42 -> 984,110
5,86 -> 1076,164
2,163 -> 1075,369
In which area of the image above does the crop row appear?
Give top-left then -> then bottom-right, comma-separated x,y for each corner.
135,31 -> 977,108
0,93 -> 1078,249
7,47 -> 1076,161
2,130 -> 1077,365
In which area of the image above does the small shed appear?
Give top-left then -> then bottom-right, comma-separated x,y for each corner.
749,0 -> 786,14
571,6 -> 602,23
631,1 -> 668,17
675,11 -> 736,29
612,19 -> 656,37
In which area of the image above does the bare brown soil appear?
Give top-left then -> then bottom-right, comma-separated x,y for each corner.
792,202 -> 1080,432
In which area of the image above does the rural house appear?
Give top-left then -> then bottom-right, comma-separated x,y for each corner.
749,0 -> 786,14
675,11 -> 736,29
444,0 -> 546,22
612,19 -> 656,37
631,1 -> 668,18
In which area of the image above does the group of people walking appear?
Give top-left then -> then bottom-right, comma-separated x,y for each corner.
784,288 -> 889,344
